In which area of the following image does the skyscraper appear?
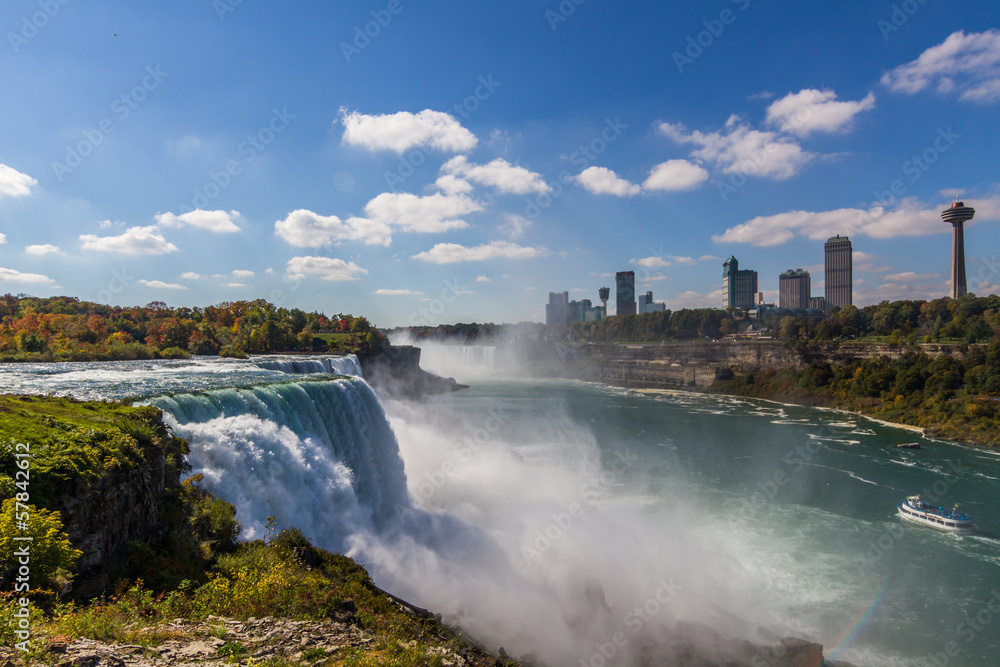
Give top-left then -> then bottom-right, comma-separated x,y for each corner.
722,256 -> 758,309
824,235 -> 852,308
942,200 -> 976,299
616,271 -> 636,316
546,291 -> 569,326
779,269 -> 811,309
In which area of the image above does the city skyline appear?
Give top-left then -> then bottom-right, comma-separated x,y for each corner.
1,3 -> 998,326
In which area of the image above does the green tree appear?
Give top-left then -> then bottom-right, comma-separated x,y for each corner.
0,499 -> 82,591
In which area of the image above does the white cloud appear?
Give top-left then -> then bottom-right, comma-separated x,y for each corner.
659,117 -> 813,180
412,241 -> 546,264
0,267 -> 54,284
573,166 -> 641,196
232,269 -> 255,278
339,108 -> 477,153
0,234 -> 6,245
699,254 -> 721,261
221,282 -> 249,288
498,213 -> 532,240
713,195 -> 1000,246
80,226 -> 179,255
664,289 -> 725,311
155,209 -> 242,233
375,289 -> 423,296
642,160 -> 709,191
139,279 -> 188,290
285,256 -> 368,281
476,275 -> 492,283
0,164 -> 37,198
670,255 -> 697,266
881,30 -> 1000,103
883,271 -> 941,282
975,281 -> 1000,295
275,209 -> 392,247
363,191 -> 481,233
434,174 -> 474,195
180,272 -> 201,280
25,244 -> 62,256
442,156 -> 550,194
765,89 -> 876,136
631,256 -> 671,268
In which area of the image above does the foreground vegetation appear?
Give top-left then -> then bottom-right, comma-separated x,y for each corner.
0,295 -> 387,362
0,395 -> 510,666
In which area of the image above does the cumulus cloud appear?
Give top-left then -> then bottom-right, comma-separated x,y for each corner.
573,167 -> 641,196
285,256 -> 368,281
881,29 -> 1000,103
0,267 -> 54,284
476,275 -> 492,283
231,270 -> 255,278
434,174 -> 474,195
631,256 -> 671,268
0,234 -> 5,245
712,194 -> 1000,246
139,279 -> 188,290
412,241 -> 546,264
180,272 -> 201,280
765,89 -> 876,136
275,209 -> 392,247
375,289 -> 423,296
442,156 -> 550,194
642,160 -> 709,191
80,226 -> 179,255
25,244 -> 63,256
659,117 -> 813,180
155,209 -> 243,233
0,164 -> 37,198
364,191 -> 481,233
221,282 -> 249,288
339,109 -> 477,153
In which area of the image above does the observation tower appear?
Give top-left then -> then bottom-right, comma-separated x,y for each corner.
941,200 -> 975,299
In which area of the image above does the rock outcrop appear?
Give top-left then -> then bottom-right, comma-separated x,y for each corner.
359,345 -> 467,398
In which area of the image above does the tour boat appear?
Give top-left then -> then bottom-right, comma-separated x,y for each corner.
898,495 -> 975,533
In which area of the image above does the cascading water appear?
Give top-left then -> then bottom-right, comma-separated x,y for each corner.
252,354 -> 363,377
146,377 -> 407,549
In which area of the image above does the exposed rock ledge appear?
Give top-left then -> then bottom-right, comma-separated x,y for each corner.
359,345 -> 467,399
0,615 -> 509,667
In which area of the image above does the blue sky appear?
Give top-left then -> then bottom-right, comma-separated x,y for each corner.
1,0 -> 998,326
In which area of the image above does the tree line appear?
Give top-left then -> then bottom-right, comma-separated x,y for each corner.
0,294 -> 387,362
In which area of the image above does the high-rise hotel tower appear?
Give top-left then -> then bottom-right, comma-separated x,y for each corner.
824,235 -> 852,308
941,201 -> 975,299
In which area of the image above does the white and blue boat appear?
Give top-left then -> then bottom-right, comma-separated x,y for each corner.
898,495 -> 975,533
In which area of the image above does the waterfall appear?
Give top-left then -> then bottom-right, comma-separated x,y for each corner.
253,354 -> 363,377
146,376 -> 407,550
